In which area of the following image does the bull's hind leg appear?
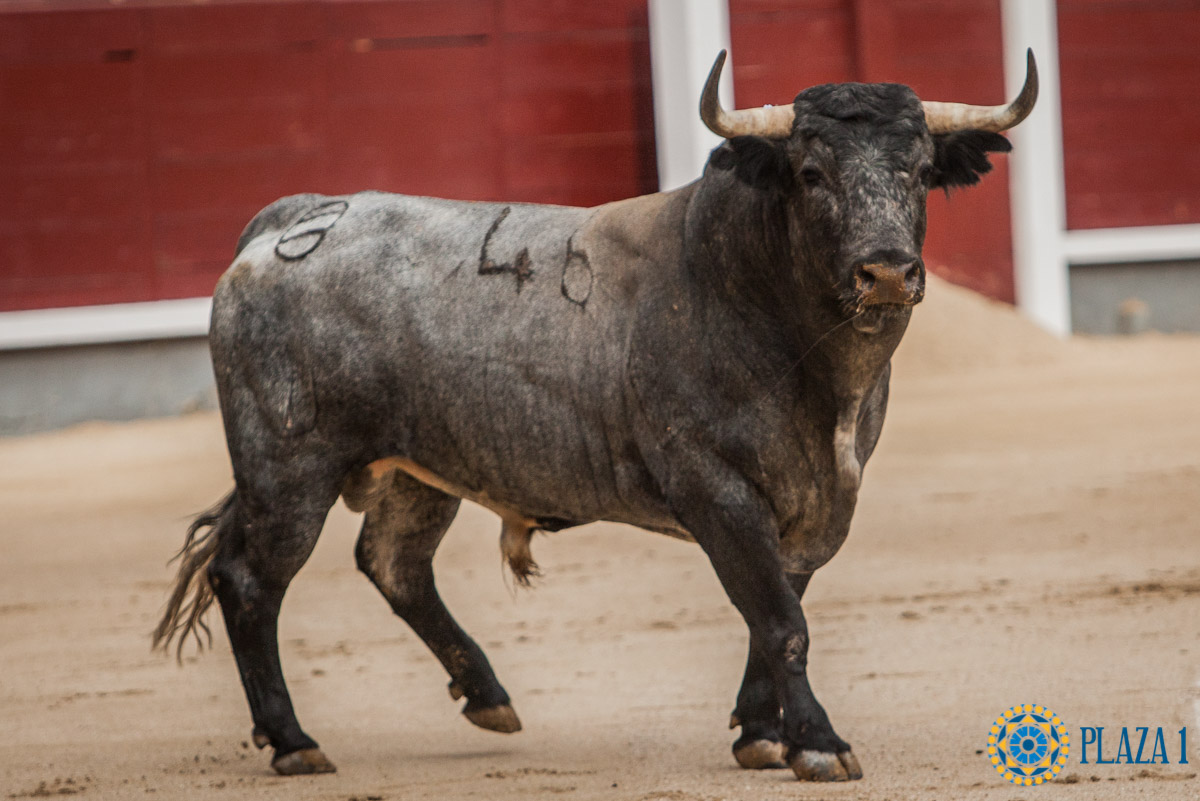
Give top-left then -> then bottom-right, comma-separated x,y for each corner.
352,470 -> 521,733
207,476 -> 341,776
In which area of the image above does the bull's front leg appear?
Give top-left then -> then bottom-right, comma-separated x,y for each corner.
728,571 -> 814,770
728,632 -> 786,769
668,470 -> 861,782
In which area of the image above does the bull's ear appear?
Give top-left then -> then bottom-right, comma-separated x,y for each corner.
708,136 -> 792,193
930,130 -> 1012,190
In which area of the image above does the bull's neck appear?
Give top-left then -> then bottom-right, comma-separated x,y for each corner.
682,170 -> 905,402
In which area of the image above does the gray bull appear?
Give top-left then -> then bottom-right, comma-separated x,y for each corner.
155,51 -> 1036,781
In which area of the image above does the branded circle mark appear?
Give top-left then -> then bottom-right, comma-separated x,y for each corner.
987,704 -> 1070,786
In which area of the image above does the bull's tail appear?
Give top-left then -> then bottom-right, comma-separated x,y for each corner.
500,519 -> 540,587
152,491 -> 236,663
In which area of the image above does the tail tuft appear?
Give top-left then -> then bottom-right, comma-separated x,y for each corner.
152,491 -> 235,663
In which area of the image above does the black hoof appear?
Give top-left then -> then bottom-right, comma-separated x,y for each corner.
732,735 -> 786,769
462,702 -> 522,733
789,749 -> 862,782
271,747 -> 337,775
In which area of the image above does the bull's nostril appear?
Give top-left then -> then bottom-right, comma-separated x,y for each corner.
857,259 -> 920,305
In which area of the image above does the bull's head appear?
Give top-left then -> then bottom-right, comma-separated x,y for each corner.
699,50 -> 1037,334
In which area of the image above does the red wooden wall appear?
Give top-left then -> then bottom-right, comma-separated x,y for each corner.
1058,0 -> 1200,230
0,0 -> 656,311
3,0 -> 1196,313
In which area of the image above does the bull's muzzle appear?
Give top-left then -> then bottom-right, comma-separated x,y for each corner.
854,260 -> 924,307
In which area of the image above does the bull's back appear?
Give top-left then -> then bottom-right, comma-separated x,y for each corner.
211,191 -> 662,524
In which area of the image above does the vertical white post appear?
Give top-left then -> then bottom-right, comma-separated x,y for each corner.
648,0 -> 732,191
1002,0 -> 1071,335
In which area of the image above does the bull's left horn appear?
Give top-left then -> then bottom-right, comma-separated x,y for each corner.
700,50 -> 795,139
922,49 -> 1039,134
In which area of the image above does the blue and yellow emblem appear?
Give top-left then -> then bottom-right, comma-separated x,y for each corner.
987,704 -> 1070,785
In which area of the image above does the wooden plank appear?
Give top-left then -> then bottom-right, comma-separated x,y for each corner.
328,43 -> 494,102
502,29 -> 651,91
501,0 -> 648,34
502,130 -> 655,203
326,100 -> 503,199
146,2 -> 323,54
501,82 -> 649,137
324,0 -> 493,40
0,221 -> 154,312
0,59 -> 142,113
0,8 -> 141,63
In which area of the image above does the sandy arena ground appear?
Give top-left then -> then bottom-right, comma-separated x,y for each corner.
2,277 -> 1199,800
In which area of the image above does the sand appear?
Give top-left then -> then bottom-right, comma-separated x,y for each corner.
2,275 -> 1199,800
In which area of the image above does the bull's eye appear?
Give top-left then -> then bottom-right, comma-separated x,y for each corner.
799,167 -> 825,189
917,165 -> 937,186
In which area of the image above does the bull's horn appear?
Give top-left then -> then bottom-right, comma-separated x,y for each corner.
922,49 -> 1039,134
700,50 -> 796,139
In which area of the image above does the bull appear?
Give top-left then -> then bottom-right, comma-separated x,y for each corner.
155,50 -> 1037,781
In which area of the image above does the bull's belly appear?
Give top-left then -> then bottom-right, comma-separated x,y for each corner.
340,451 -> 692,574
342,455 -> 686,536
340,451 -> 691,587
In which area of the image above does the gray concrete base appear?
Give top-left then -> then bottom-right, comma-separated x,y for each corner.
1070,259 -> 1200,335
0,337 -> 217,437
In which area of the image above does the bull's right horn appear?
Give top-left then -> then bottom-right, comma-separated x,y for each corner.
922,49 -> 1039,134
700,50 -> 796,139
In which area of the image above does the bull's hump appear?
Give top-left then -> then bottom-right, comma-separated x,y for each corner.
588,189 -> 686,259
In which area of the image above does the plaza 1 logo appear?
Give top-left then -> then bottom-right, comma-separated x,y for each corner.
987,705 -> 1191,786
986,704 -> 1071,786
